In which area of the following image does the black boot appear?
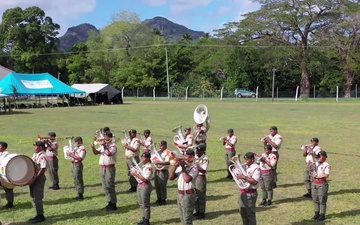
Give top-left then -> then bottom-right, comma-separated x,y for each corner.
30,214 -> 46,223
143,219 -> 150,225
226,170 -> 233,179
312,211 -> 320,220
4,202 -> 14,209
137,217 -> 145,225
193,212 -> 200,217
264,200 -> 272,206
106,203 -> 117,211
303,189 -> 311,198
103,201 -> 111,210
316,214 -> 325,221
197,213 -> 205,219
73,194 -> 84,200
53,184 -> 60,190
259,199 -> 267,206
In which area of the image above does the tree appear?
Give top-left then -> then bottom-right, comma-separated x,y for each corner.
0,6 -> 60,73
215,0 -> 343,97
66,43 -> 91,84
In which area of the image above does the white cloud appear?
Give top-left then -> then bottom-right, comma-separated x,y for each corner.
0,0 -> 96,35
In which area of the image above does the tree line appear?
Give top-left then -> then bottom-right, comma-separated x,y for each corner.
1,1 -> 360,98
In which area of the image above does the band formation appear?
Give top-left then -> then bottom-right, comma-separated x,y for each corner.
0,104 -> 331,225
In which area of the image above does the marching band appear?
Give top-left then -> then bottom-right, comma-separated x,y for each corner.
0,104 -> 332,224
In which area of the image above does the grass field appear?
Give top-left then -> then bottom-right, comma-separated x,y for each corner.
1,101 -> 360,225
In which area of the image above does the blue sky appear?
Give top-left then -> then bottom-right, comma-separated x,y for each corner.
0,0 -> 260,35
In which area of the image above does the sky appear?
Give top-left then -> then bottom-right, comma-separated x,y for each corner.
0,0 -> 260,36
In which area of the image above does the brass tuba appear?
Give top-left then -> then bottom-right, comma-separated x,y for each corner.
193,104 -> 209,124
63,136 -> 74,160
228,154 -> 251,189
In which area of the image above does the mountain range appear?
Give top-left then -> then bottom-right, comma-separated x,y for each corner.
59,16 -> 206,51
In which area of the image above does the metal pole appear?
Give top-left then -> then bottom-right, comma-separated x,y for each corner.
272,68 -> 276,102
165,47 -> 170,99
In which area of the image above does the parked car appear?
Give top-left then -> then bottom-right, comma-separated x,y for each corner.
234,88 -> 256,98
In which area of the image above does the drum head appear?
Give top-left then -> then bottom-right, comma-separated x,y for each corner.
6,155 -> 35,186
0,178 -> 16,189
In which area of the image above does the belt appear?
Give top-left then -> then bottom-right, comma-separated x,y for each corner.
72,162 -> 82,165
100,164 -> 115,169
240,189 -> 257,194
226,148 -> 235,151
138,182 -> 150,186
261,169 -> 273,175
178,189 -> 195,195
313,179 -> 325,184
196,175 -> 206,179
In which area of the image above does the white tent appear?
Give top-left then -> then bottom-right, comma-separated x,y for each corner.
71,83 -> 121,102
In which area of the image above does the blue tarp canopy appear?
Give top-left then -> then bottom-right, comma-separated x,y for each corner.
0,72 -> 85,95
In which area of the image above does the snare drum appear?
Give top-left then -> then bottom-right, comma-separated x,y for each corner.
0,153 -> 36,186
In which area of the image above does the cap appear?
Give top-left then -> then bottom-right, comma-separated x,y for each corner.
160,140 -> 167,145
185,149 -> 195,156
103,127 -> 110,132
311,137 -> 319,143
265,144 -> 272,150
130,129 -> 137,134
244,152 -> 255,159
141,152 -> 151,158
270,126 -> 278,130
184,127 -> 191,131
48,132 -> 56,137
74,136 -> 82,142
318,150 -> 327,157
144,129 -> 150,134
105,132 -> 113,138
196,144 -> 206,151
34,141 -> 45,148
227,128 -> 234,133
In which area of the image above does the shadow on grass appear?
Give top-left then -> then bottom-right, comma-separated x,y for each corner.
277,182 -> 304,188
44,193 -> 105,205
291,219 -> 328,224
327,209 -> 360,219
0,111 -> 32,116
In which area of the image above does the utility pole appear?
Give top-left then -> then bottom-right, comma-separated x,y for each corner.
272,67 -> 276,102
165,47 -> 170,99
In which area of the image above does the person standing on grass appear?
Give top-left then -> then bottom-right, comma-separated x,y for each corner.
45,132 -> 60,190
235,152 -> 260,225
311,150 -> 330,221
258,144 -> 277,207
222,128 -> 237,179
153,140 -> 171,206
27,141 -> 47,223
140,129 -> 153,153
131,152 -> 153,225
193,144 -> 209,219
91,132 -> 118,211
123,129 -> 141,193
261,126 -> 282,186
67,136 -> 86,200
0,141 -> 15,209
169,149 -> 198,225
174,127 -> 194,155
194,119 -> 210,146
302,138 -> 322,198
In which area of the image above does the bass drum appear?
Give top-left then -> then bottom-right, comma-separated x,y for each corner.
0,153 -> 36,186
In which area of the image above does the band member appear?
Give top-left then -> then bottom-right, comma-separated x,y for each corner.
67,136 -> 86,200
103,126 -> 116,144
312,150 -> 330,221
222,128 -> 237,179
259,144 -> 277,206
45,132 -> 60,190
235,152 -> 260,225
27,141 -> 47,223
261,126 -> 283,185
302,138 -> 322,198
153,140 -> 171,205
123,129 -> 141,193
131,152 -> 153,225
91,132 -> 118,211
194,120 -> 210,145
141,129 -> 153,153
175,127 -> 194,155
0,141 -> 14,209
193,144 -> 209,219
169,149 -> 199,225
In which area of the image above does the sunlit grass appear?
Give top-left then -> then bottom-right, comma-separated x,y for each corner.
1,101 -> 360,225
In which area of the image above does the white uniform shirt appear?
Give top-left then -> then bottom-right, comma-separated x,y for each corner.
259,153 -> 277,170
195,154 -> 209,176
315,161 -> 330,178
175,165 -> 198,191
46,140 -> 59,157
305,145 -> 322,164
195,126 -> 208,143
185,134 -> 194,146
139,162 -> 153,183
125,138 -> 141,158
266,134 -> 283,152
72,145 -> 86,163
98,143 -> 117,165
0,150 -> 9,162
155,149 -> 171,170
32,151 -> 47,171
225,135 -> 237,150
143,136 -> 153,148
244,162 -> 260,189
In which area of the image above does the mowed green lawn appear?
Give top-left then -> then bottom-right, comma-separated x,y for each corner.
1,101 -> 360,225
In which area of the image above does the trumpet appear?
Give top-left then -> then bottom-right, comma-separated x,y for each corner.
260,136 -> 267,142
301,144 -> 313,151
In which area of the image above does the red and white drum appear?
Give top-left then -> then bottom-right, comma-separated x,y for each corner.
0,153 -> 36,186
